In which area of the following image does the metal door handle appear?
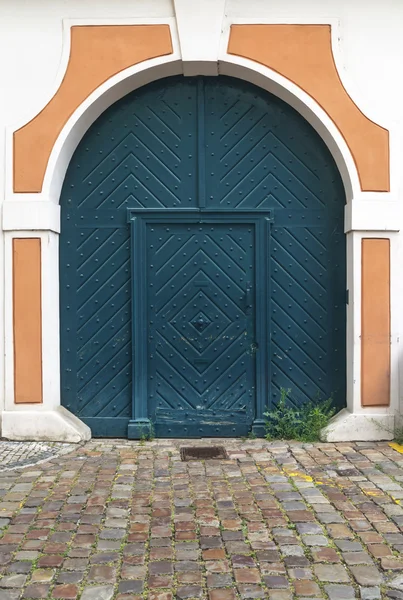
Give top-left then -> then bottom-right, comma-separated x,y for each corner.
244,286 -> 252,314
250,342 -> 258,354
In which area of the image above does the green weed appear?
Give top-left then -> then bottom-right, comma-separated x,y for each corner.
264,387 -> 336,442
139,422 -> 155,443
241,430 -> 257,441
370,417 -> 403,444
393,425 -> 403,445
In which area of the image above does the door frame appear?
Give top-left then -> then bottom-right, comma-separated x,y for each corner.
126,208 -> 273,438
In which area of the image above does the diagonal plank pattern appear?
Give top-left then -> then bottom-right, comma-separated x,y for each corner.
60,78 -> 200,435
147,223 -> 255,433
60,75 -> 346,437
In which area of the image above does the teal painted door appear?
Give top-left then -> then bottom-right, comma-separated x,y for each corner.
60,76 -> 346,438
147,220 -> 256,437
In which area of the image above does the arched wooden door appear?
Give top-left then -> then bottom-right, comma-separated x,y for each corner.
60,76 -> 346,438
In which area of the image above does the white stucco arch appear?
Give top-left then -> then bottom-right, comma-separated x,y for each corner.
1,19 -> 396,442
41,55 -> 359,207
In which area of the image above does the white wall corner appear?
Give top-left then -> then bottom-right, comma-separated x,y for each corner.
321,408 -> 394,442
173,0 -> 226,75
1,407 -> 91,443
2,200 -> 61,233
344,196 -> 400,233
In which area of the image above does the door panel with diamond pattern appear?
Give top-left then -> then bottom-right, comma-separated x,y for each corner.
147,222 -> 255,436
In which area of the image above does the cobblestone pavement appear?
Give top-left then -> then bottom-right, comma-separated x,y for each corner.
0,441 -> 77,471
2,440 -> 403,599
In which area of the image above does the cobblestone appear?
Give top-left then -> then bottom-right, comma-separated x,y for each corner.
361,587 -> 382,599
0,440 -> 76,470
1,439 -> 403,598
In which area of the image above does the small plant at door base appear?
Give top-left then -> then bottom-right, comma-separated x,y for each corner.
264,387 -> 336,442
371,418 -> 403,445
394,426 -> 403,445
139,423 -> 155,444
241,431 -> 257,441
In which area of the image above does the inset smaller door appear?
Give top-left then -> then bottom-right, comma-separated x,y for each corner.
129,214 -> 260,437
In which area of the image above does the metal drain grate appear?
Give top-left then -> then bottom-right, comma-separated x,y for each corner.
180,446 -> 228,461
336,468 -> 360,477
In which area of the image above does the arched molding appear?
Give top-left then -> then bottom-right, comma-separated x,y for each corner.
13,24 -> 174,194
10,28 -> 365,205
227,24 -> 389,193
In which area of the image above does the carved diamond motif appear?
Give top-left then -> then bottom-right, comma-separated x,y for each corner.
190,311 -> 211,332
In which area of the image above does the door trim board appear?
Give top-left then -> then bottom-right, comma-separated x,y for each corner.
127,209 -> 271,438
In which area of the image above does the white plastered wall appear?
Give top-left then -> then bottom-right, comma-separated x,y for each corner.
0,0 -> 402,441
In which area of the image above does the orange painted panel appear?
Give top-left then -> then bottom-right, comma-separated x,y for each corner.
361,239 -> 390,406
228,25 -> 389,192
14,25 -> 173,193
13,239 -> 43,403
